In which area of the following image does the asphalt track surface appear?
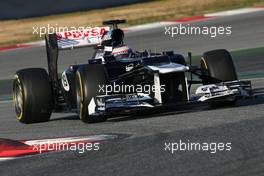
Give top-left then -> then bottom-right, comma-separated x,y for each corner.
0,11 -> 264,176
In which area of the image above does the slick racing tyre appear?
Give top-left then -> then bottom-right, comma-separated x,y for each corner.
201,49 -> 238,107
201,49 -> 237,84
76,65 -> 108,123
13,68 -> 53,123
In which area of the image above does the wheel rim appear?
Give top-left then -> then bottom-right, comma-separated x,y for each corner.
13,76 -> 24,119
76,71 -> 84,119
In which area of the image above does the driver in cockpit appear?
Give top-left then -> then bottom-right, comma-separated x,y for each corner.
101,28 -> 132,59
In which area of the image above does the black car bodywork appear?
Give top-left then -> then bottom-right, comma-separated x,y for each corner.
13,20 -> 252,123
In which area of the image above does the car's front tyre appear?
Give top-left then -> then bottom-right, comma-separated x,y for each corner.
76,65 -> 108,123
201,49 -> 238,107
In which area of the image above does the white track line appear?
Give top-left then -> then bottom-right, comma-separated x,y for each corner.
205,7 -> 264,17
0,157 -> 16,162
124,21 -> 178,32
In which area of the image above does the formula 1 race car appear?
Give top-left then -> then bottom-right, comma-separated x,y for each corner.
13,19 -> 252,123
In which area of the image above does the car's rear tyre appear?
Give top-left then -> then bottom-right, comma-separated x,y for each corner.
13,68 -> 53,123
201,49 -> 238,107
76,65 -> 108,123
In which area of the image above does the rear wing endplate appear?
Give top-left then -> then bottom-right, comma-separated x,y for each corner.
44,26 -> 109,109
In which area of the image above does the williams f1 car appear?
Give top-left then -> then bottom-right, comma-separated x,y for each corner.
13,19 -> 252,123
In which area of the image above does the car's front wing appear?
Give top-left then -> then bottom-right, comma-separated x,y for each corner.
86,80 -> 253,116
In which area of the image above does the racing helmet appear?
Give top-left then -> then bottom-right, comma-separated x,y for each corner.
101,29 -> 124,47
111,29 -> 124,47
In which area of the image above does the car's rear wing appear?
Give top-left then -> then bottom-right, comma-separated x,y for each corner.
45,27 -> 109,108
46,27 -> 110,50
